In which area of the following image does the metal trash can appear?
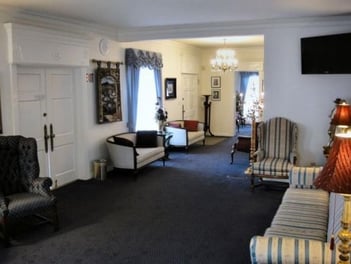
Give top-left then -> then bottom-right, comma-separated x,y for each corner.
93,159 -> 107,181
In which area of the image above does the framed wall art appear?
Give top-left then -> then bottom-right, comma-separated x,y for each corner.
165,78 -> 177,99
211,89 -> 221,101
94,60 -> 123,124
211,76 -> 221,88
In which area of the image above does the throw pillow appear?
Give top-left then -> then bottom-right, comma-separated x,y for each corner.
113,136 -> 134,147
136,130 -> 158,148
168,122 -> 182,128
184,120 -> 198,131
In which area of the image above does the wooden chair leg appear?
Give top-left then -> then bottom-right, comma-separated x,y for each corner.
230,143 -> 237,164
250,175 -> 256,191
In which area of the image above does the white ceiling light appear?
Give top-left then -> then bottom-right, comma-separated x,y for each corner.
210,40 -> 239,73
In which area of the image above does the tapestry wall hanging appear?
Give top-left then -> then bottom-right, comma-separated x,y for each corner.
94,60 -> 123,124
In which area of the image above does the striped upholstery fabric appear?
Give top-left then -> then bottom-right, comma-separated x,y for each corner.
289,166 -> 323,188
252,117 -> 298,178
327,192 -> 344,245
266,188 -> 329,241
250,236 -> 336,264
263,117 -> 295,159
282,188 -> 329,206
249,166 -> 345,264
252,157 -> 293,177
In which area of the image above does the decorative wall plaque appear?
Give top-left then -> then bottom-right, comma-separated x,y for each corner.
94,60 -> 123,123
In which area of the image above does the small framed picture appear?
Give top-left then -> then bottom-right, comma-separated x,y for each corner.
165,78 -> 177,99
211,89 -> 221,101
211,76 -> 221,88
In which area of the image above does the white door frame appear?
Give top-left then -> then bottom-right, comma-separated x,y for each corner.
6,64 -> 86,187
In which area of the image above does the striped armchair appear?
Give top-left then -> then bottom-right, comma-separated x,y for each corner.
250,117 -> 298,190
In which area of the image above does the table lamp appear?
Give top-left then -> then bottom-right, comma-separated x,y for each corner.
314,103 -> 351,264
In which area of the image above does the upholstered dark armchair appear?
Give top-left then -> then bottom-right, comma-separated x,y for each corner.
0,136 -> 59,246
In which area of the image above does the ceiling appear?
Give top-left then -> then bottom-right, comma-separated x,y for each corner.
0,0 -> 350,47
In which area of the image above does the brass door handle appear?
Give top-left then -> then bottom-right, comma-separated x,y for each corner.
50,124 -> 55,152
44,125 -> 49,153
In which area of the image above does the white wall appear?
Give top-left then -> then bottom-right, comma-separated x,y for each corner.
83,37 -> 128,177
263,23 -> 351,166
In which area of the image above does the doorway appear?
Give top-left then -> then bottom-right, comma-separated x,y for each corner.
181,73 -> 199,120
17,67 -> 77,188
235,71 -> 263,137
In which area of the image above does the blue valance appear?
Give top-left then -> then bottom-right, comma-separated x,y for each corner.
125,48 -> 163,70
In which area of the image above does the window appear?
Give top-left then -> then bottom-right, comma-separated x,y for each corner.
135,67 -> 158,130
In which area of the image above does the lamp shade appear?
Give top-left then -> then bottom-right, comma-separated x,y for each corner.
331,103 -> 351,126
314,137 -> 351,194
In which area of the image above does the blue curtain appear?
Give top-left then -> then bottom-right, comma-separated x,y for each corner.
125,48 -> 163,132
154,68 -> 163,107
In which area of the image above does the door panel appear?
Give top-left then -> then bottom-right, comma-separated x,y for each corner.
17,71 -> 45,101
17,68 -> 48,178
181,74 -> 198,120
17,67 -> 76,188
46,69 -> 76,187
18,101 -> 42,137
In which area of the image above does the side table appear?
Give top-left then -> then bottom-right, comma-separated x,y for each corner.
158,131 -> 173,160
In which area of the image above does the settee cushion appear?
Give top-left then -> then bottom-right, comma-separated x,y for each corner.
264,188 -> 329,241
136,130 -> 158,148
113,136 -> 134,147
252,157 -> 292,177
184,120 -> 198,131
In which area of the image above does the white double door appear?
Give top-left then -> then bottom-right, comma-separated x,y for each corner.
17,67 -> 76,188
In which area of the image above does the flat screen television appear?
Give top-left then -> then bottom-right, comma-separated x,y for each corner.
301,32 -> 351,74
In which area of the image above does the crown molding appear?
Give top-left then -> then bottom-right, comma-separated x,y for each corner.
117,15 -> 351,42
0,6 -> 119,40
1,6 -> 351,43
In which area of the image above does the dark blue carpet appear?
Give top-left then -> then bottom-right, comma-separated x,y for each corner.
0,137 -> 284,264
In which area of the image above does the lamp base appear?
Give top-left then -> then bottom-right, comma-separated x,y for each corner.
338,195 -> 351,264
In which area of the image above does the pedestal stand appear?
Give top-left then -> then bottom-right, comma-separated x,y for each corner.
203,95 -> 214,136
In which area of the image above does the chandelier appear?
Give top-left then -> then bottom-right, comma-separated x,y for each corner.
210,40 -> 238,73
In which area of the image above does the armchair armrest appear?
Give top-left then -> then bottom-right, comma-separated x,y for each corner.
197,122 -> 204,131
250,236 -> 336,264
289,166 -> 323,188
253,149 -> 265,162
0,191 -> 9,218
30,177 -> 53,197
106,137 -> 137,169
289,151 -> 298,164
165,126 -> 188,146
